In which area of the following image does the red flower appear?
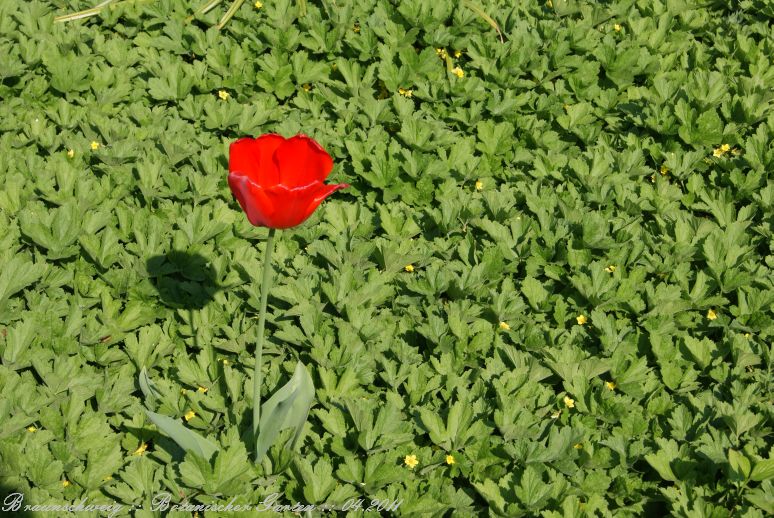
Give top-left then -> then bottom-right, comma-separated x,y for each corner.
228,134 -> 349,229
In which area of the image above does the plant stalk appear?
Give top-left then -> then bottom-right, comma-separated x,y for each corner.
253,227 -> 276,459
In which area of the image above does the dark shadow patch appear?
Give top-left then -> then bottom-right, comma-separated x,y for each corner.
146,251 -> 220,310
0,482 -> 35,517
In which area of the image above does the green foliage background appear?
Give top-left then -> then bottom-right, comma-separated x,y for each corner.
1,0 -> 773,516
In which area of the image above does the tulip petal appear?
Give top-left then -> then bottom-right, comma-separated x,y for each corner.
302,182 -> 350,220
228,173 -> 276,227
229,134 -> 284,186
261,183 -> 321,229
273,134 -> 334,188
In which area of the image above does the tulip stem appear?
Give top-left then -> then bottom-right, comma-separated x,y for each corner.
253,227 -> 276,459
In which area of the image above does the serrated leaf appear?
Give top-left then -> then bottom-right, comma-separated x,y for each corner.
751,458 -> 774,482
728,449 -> 752,480
0,256 -> 47,306
521,276 -> 548,310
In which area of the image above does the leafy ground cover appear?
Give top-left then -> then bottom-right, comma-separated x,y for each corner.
1,0 -> 773,516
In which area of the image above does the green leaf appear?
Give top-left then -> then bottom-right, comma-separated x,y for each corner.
144,409 -> 219,461
1,318 -> 35,366
419,407 -> 449,448
255,361 -> 315,463
728,449 -> 752,481
692,110 -> 724,145
0,256 -> 46,307
745,481 -> 774,514
645,438 -> 679,482
683,336 -> 715,369
82,442 -> 123,490
138,367 -> 161,403
472,475 -> 510,516
296,457 -> 338,503
521,276 -> 548,310
751,458 -> 774,482
515,466 -> 551,509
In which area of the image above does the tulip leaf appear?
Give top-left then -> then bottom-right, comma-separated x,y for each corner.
255,361 -> 315,463
138,367 -> 160,403
144,409 -> 219,461
139,368 -> 218,460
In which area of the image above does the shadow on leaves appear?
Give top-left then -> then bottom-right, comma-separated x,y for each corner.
0,483 -> 34,517
146,251 -> 220,310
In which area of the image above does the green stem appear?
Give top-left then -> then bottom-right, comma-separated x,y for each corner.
253,227 -> 276,459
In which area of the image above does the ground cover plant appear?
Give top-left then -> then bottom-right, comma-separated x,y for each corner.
0,0 -> 773,516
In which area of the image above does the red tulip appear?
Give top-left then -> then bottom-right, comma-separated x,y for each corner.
228,134 -> 349,229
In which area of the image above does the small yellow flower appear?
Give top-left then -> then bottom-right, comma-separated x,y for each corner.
254,0 -> 262,7
435,48 -> 448,59
550,410 -> 561,419
221,358 -> 230,365
62,479 -> 71,488
197,386 -> 208,393
499,321 -> 510,331
90,141 -> 100,151
353,23 -> 360,33
445,454 -> 455,465
475,180 -> 483,191
184,410 -> 196,421
302,83 -> 312,92
712,144 -> 732,157
218,90 -> 230,100
103,475 -> 113,481
613,23 -> 622,32
660,164 -> 669,175
707,309 -> 717,320
576,314 -> 588,325
564,396 -> 575,409
66,149 -> 75,158
451,66 -> 464,78
604,265 -> 616,273
573,443 -> 583,449
404,264 -> 414,272
404,454 -> 419,469
454,50 -> 462,58
398,87 -> 413,98
605,381 -> 616,391
180,389 -> 187,395
744,333 -> 751,338
133,442 -> 148,456
27,426 -> 37,432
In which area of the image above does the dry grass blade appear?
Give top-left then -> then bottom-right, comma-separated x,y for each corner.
54,0 -> 117,23
462,0 -> 504,43
186,0 -> 223,23
216,0 -> 246,29
56,0 -> 245,28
